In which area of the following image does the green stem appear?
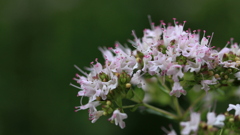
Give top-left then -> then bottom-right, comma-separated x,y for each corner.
122,105 -> 136,109
173,97 -> 182,118
142,102 -> 178,120
159,77 -> 183,118
182,92 -> 206,120
158,77 -> 171,93
219,128 -> 224,135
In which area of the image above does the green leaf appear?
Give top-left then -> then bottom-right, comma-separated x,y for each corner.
114,95 -> 122,107
183,72 -> 195,81
130,104 -> 141,112
131,88 -> 145,102
126,89 -> 134,99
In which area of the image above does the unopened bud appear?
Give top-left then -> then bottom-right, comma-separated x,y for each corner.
214,74 -> 220,79
229,118 -> 234,122
136,57 -> 141,63
115,73 -> 120,77
106,100 -> 111,105
227,68 -> 232,73
126,83 -> 131,88
208,71 -> 214,76
200,122 -> 207,128
235,57 -> 240,61
103,111 -> 108,116
224,75 -> 228,79
224,112 -> 229,116
96,96 -> 102,101
207,125 -> 213,130
236,61 -> 240,67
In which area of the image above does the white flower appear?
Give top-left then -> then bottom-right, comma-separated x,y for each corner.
170,81 -> 186,97
201,77 -> 217,92
207,112 -> 225,128
167,130 -> 177,135
89,110 -> 104,123
167,64 -> 184,82
227,104 -> 240,116
130,70 -> 147,90
74,101 -> 100,113
218,47 -> 230,63
235,72 -> 240,80
108,109 -> 128,129
162,125 -> 177,135
180,112 -> 200,135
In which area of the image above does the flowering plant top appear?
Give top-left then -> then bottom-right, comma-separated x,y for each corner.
71,17 -> 240,134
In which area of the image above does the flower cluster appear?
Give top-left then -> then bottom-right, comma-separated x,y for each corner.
175,104 -> 240,135
71,18 -> 240,129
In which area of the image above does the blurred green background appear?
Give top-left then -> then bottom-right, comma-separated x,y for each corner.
1,0 -> 240,134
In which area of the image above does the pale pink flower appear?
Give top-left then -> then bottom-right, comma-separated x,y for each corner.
201,77 -> 217,92
207,112 -> 225,127
89,110 -> 104,123
227,104 -> 240,116
130,70 -> 147,90
170,81 -> 186,97
235,72 -> 240,80
180,112 -> 200,135
108,109 -> 128,129
167,64 -> 184,82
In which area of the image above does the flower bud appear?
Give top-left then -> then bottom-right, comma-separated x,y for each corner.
103,111 -> 108,116
236,61 -> 240,67
106,100 -> 111,105
96,96 -> 102,101
229,118 -> 234,122
126,83 -> 131,88
214,74 -> 220,79
208,71 -> 214,76
224,75 -> 228,79
235,57 -> 240,61
227,68 -> 232,73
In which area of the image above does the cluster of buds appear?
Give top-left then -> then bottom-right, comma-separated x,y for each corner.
71,18 -> 240,130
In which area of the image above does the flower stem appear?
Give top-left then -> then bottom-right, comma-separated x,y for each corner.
142,102 -> 178,120
182,92 -> 206,119
173,97 -> 182,118
158,76 -> 183,118
122,105 -> 136,109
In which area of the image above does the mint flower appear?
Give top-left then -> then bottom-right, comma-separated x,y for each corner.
170,81 -> 186,97
89,110 -> 104,123
227,104 -> 240,116
180,112 -> 200,135
207,112 -> 225,128
108,109 -> 128,129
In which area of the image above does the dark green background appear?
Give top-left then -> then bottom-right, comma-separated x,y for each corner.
1,0 -> 240,134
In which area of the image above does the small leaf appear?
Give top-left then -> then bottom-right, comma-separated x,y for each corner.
183,72 -> 195,81
131,88 -> 145,102
114,95 -> 122,107
126,89 -> 134,99
130,104 -> 141,112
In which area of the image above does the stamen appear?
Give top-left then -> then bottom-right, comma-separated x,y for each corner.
161,127 -> 168,134
173,18 -> 177,26
224,41 -> 230,48
148,15 -> 154,30
208,32 -> 214,47
70,83 -> 81,89
74,65 -> 88,76
183,20 -> 186,27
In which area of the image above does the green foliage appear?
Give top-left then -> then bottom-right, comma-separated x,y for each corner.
131,87 -> 145,103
